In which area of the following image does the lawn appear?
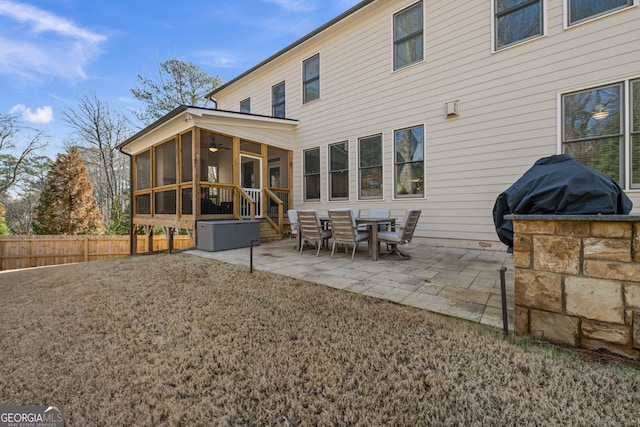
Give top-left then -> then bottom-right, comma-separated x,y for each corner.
0,253 -> 639,426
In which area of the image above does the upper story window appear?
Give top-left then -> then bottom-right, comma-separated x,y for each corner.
358,134 -> 383,200
393,1 -> 424,71
329,141 -> 349,200
494,0 -> 543,50
303,148 -> 321,201
303,54 -> 320,104
272,81 -> 286,118
394,125 -> 424,198
561,79 -> 640,190
568,0 -> 633,26
240,97 -> 250,113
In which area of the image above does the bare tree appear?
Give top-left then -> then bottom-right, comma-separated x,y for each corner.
64,91 -> 131,227
0,113 -> 48,196
4,155 -> 51,234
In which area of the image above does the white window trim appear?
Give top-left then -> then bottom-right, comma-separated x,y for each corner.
357,133 -> 385,201
328,140 -> 350,201
556,76 -> 640,192
303,147 -> 321,202
563,0 -> 637,30
302,53 -> 321,105
390,1 -> 425,74
491,0 -> 547,54
392,123 -> 426,201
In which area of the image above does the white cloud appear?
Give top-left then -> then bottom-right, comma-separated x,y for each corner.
9,104 -> 54,124
195,50 -> 240,69
0,1 -> 106,82
260,0 -> 315,12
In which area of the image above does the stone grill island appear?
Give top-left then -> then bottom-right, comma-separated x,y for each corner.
507,214 -> 640,360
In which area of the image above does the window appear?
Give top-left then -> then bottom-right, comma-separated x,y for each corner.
303,148 -> 320,201
394,1 -> 423,70
240,97 -> 250,113
303,54 -> 320,104
329,142 -> 349,200
494,0 -> 543,50
394,125 -> 424,198
568,0 -> 633,26
359,134 -> 383,199
272,81 -> 286,118
562,79 -> 640,189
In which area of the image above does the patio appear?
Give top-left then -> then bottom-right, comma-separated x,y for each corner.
186,239 -> 515,330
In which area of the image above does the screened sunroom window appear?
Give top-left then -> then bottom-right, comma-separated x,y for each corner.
568,0 -> 633,25
394,125 -> 424,198
359,134 -> 383,199
304,148 -> 320,201
495,0 -> 543,49
394,2 -> 423,70
561,81 -> 640,189
135,150 -> 151,190
329,142 -> 349,200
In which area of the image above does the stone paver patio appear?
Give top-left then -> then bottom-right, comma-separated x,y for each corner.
186,239 -> 515,330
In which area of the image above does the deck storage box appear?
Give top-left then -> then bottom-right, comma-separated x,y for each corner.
196,220 -> 260,252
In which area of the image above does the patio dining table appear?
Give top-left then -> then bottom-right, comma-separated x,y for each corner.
314,216 -> 396,261
354,217 -> 396,261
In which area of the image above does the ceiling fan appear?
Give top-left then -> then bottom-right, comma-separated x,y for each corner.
208,137 -> 230,153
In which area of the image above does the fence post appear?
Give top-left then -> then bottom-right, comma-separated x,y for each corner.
84,237 -> 89,263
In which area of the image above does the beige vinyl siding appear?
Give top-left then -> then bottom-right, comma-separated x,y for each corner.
213,0 -> 640,248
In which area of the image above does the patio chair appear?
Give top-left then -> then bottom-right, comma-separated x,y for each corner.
377,209 -> 421,260
297,210 -> 332,256
287,209 -> 298,240
328,209 -> 370,261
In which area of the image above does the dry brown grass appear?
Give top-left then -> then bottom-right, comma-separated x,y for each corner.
1,253 -> 639,426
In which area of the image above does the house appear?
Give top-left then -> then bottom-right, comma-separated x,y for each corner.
118,0 -> 640,253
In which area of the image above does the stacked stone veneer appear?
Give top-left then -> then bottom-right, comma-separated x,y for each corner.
510,215 -> 640,360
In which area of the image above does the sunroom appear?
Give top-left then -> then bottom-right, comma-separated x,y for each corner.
118,106 -> 298,253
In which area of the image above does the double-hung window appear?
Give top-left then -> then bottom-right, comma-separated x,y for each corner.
567,0 -> 633,26
561,79 -> 640,189
240,97 -> 250,113
494,0 -> 543,50
329,142 -> 349,200
303,54 -> 320,104
393,1 -> 423,71
272,81 -> 286,118
303,148 -> 320,201
358,134 -> 383,199
394,125 -> 424,198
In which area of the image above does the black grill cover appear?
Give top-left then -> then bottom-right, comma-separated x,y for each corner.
493,154 -> 633,249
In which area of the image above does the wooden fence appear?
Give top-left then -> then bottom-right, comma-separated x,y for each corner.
0,235 -> 193,271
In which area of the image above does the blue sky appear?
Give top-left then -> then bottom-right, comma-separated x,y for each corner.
0,0 -> 361,156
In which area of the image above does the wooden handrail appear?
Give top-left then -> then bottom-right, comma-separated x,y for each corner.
264,188 -> 284,234
236,186 -> 256,219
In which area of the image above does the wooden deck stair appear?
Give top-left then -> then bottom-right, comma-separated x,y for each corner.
259,218 -> 286,242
